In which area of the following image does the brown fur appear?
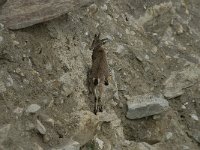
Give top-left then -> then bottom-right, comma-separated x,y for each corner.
88,33 -> 110,114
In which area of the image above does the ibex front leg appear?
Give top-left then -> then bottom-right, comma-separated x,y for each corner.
94,82 -> 103,114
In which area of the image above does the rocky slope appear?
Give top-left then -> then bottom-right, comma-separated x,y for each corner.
0,0 -> 200,149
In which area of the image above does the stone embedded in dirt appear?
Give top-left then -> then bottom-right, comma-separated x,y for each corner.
163,65 -> 200,99
126,94 -> 169,119
0,124 -> 11,144
52,140 -> 80,150
36,120 -> 46,135
0,0 -> 93,30
26,104 -> 41,113
190,114 -> 199,121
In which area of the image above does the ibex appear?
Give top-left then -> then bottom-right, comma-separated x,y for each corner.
88,33 -> 110,114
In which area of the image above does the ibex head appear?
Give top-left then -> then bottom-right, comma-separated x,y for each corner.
90,33 -> 109,50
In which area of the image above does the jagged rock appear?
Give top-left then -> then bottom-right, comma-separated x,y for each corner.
36,120 -> 46,135
163,65 -> 200,99
0,0 -> 92,29
52,140 -> 80,150
0,124 -> 11,144
126,94 -> 169,119
73,111 -> 99,146
26,104 -> 41,114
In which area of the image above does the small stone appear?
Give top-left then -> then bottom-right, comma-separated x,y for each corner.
0,124 -> 11,144
153,114 -> 161,120
95,138 -> 104,149
13,107 -> 23,115
36,120 -> 46,135
165,132 -> 173,140
13,40 -> 20,46
190,114 -> 199,121
126,94 -> 169,119
26,104 -> 41,113
181,105 -> 186,109
145,55 -> 150,60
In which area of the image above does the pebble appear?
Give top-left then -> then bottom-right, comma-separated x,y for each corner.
190,114 -> 199,121
165,132 -> 173,140
181,105 -> 186,109
36,120 -> 46,135
26,104 -> 41,114
95,137 -> 104,149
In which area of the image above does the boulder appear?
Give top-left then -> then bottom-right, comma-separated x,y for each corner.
0,0 -> 92,30
126,94 -> 169,119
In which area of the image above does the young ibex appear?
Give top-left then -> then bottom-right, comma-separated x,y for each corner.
88,33 -> 110,114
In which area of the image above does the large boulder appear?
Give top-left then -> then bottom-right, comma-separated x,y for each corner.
126,94 -> 169,119
0,0 -> 92,30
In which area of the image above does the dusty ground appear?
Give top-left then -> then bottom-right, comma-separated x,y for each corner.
0,0 -> 200,150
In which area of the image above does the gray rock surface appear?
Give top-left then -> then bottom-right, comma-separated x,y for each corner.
126,94 -> 169,119
0,0 -> 92,29
36,120 -> 46,135
26,104 -> 41,113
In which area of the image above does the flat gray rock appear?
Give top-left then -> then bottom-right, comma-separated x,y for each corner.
0,0 -> 92,30
126,94 -> 169,119
26,104 -> 41,113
